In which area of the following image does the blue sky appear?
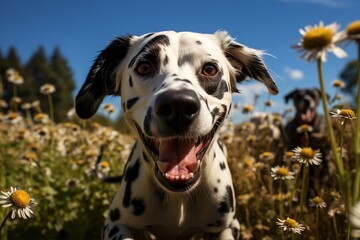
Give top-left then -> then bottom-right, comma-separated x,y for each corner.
0,0 -> 359,122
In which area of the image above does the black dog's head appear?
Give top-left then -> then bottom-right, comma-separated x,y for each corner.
284,88 -> 326,124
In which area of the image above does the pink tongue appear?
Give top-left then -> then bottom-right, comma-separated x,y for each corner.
158,139 -> 198,178
301,109 -> 313,122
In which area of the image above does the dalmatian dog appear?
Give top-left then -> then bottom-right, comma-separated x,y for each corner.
75,31 -> 278,240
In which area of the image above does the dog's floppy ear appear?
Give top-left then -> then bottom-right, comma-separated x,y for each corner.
284,89 -> 299,104
216,31 -> 278,95
75,35 -> 133,119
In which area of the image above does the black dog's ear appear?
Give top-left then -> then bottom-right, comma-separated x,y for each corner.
216,31 -> 278,95
284,89 -> 299,104
75,35 -> 133,119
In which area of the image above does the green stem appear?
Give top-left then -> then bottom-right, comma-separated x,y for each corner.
316,59 -> 344,177
353,43 -> 360,203
299,164 -> 308,219
0,210 -> 11,233
48,94 -> 55,122
316,207 -> 319,240
289,164 -> 303,217
279,179 -> 284,218
333,215 -> 339,240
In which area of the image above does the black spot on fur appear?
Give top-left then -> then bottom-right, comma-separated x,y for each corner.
129,76 -> 133,87
127,97 -> 139,109
164,55 -> 169,66
122,102 -> 126,112
123,159 -> 141,208
220,161 -> 226,170
232,226 -> 240,239
144,107 -> 152,135
109,225 -> 119,238
217,179 -> 221,183
218,185 -> 235,214
143,152 -> 149,163
196,40 -> 202,45
131,198 -> 145,215
213,80 -> 229,99
172,73 -> 177,77
214,187 -> 218,193
109,208 -> 120,222
211,107 -> 220,123
128,35 -> 170,68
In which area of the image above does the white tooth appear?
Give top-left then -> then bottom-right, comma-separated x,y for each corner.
157,161 -> 170,173
189,173 -> 194,178
180,175 -> 185,180
175,175 -> 179,180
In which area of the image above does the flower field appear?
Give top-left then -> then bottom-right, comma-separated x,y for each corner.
0,20 -> 360,240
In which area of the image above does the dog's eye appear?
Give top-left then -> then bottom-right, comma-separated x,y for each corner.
136,62 -> 153,75
202,63 -> 218,77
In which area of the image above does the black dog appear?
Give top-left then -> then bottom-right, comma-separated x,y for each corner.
284,88 -> 331,196
284,88 -> 327,150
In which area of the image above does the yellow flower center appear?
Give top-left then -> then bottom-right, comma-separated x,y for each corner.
8,112 -> 19,120
261,152 -> 273,158
284,218 -> 298,228
35,113 -> 47,120
243,105 -> 254,112
265,101 -> 272,106
312,196 -> 324,204
24,152 -> 37,161
303,27 -> 334,49
332,80 -> 345,88
10,190 -> 31,208
285,151 -> 295,159
276,167 -> 289,177
300,147 -> 315,159
244,158 -> 254,167
298,124 -> 310,132
100,161 -> 110,169
347,20 -> 360,35
339,109 -> 355,118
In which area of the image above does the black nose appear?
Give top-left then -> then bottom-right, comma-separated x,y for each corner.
155,89 -> 200,129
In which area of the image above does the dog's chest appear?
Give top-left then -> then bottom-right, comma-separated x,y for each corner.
111,139 -> 235,235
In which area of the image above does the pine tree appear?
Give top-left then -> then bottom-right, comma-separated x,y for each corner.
49,47 -> 75,121
1,47 -> 23,101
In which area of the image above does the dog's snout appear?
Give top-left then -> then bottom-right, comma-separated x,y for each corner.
155,89 -> 200,129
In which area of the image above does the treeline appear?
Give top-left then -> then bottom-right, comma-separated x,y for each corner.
0,46 -> 75,122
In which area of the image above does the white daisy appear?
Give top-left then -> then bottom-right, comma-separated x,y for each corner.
293,21 -> 347,62
40,83 -> 56,95
330,109 -> 356,121
292,146 -> 322,165
276,217 -> 305,234
309,196 -> 327,208
270,166 -> 295,180
339,20 -> 360,43
0,186 -> 36,219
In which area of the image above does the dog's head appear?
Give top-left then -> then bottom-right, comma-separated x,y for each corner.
284,88 -> 324,124
76,31 -> 278,192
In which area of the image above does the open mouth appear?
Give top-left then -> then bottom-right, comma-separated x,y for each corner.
135,124 -> 215,192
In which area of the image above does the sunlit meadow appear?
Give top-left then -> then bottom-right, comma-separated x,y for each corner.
0,20 -> 360,239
